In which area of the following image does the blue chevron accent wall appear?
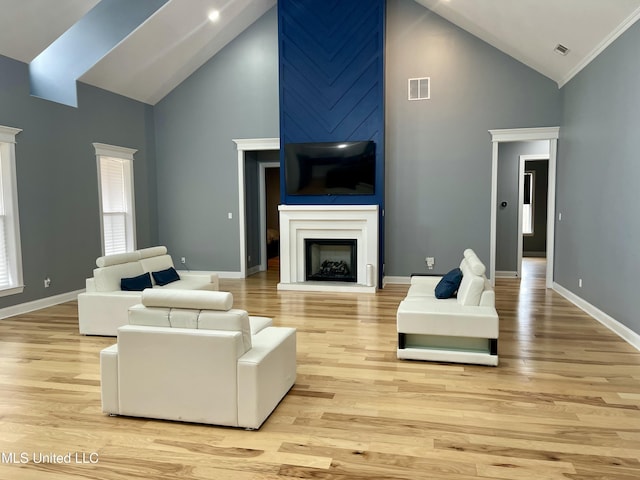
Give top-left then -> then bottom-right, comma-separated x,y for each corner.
278,0 -> 385,207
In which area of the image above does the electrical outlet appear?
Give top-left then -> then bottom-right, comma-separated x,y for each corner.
425,257 -> 435,270
44,277 -> 51,288
181,257 -> 186,264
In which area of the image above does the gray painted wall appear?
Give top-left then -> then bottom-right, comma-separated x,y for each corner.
556,19 -> 640,335
384,0 -> 561,275
153,7 -> 279,271
496,140 -> 548,272
0,55 -> 156,308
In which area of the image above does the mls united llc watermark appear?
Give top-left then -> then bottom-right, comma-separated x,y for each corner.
2,451 -> 99,465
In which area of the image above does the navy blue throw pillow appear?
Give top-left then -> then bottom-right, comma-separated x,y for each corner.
152,267 -> 180,286
434,268 -> 463,299
120,272 -> 152,291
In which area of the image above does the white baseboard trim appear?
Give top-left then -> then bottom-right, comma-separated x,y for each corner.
496,271 -> 518,278
0,289 -> 84,321
553,282 -> 640,351
383,276 -> 411,286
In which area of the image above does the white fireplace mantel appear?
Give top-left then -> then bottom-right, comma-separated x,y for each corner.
278,205 -> 379,293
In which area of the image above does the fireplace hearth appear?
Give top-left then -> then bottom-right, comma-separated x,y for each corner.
305,239 -> 357,282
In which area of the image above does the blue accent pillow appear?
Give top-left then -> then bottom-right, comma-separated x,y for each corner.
152,267 -> 180,286
120,272 -> 152,291
434,268 -> 463,299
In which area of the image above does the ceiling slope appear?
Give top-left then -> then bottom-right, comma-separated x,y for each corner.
1,0 -> 640,104
80,0 -> 275,105
415,0 -> 640,87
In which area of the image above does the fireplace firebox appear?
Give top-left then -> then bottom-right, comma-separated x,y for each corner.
305,239 -> 357,282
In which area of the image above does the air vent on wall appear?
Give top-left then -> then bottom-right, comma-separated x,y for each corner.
408,77 -> 430,100
554,43 -> 570,56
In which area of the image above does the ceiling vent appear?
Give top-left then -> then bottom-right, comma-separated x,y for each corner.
554,44 -> 570,56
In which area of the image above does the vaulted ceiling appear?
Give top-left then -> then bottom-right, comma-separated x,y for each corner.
0,0 -> 638,105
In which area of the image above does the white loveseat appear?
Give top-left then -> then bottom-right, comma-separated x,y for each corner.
100,289 -> 297,430
396,249 -> 499,366
78,246 -> 219,336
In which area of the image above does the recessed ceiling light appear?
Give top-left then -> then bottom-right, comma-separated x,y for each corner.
554,44 -> 570,56
208,10 -> 220,22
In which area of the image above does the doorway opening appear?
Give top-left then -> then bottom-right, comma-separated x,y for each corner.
489,127 -> 559,289
233,138 -> 280,278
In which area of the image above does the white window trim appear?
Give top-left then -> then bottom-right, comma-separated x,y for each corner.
0,125 -> 24,297
93,142 -> 137,255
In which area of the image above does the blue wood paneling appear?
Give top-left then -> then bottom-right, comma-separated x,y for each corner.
278,0 -> 385,207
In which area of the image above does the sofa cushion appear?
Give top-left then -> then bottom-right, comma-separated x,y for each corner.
456,263 -> 485,306
128,303 -> 170,327
198,309 -> 252,352
121,272 -> 152,291
140,254 -> 174,280
152,267 -> 180,286
434,268 -> 463,299
94,261 -> 145,292
142,289 -> 233,311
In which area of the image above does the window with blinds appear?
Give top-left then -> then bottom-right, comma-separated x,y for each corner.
0,125 -> 24,296
93,143 -> 137,256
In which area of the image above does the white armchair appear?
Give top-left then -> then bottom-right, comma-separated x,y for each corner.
100,290 -> 296,429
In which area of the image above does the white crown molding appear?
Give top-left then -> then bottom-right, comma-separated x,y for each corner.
553,282 -> 640,352
233,138 -> 279,151
489,126 -> 560,143
92,142 -> 137,160
0,125 -> 22,143
558,5 -> 640,88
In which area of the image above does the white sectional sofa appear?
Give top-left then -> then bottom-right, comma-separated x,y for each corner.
78,246 -> 219,336
100,289 -> 296,430
396,249 -> 499,366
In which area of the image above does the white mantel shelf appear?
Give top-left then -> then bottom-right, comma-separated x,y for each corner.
277,204 -> 379,293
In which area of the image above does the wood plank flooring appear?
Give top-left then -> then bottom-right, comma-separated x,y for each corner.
1,258 -> 639,479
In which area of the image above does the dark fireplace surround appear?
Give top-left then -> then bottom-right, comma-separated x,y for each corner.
305,239 -> 357,282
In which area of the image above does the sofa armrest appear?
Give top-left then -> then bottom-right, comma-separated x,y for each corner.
179,272 -> 219,290
100,344 -> 119,414
78,291 -> 142,336
85,277 -> 97,292
237,326 -> 296,429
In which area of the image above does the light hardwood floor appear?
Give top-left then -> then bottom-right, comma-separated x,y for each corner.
1,259 -> 639,479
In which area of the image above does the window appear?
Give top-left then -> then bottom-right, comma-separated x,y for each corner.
522,171 -> 534,235
93,143 -> 137,255
0,125 -> 24,296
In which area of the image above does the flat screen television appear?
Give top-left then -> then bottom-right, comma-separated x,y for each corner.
284,141 -> 376,196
